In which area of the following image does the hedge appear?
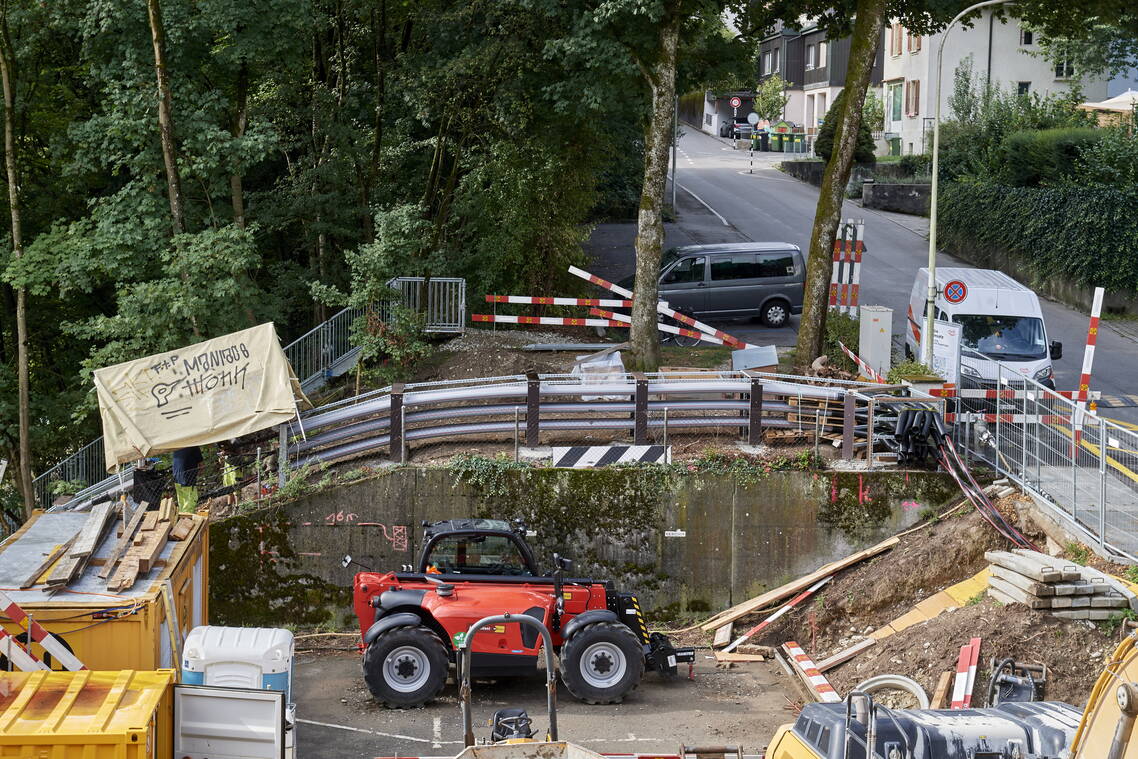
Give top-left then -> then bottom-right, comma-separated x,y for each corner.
998,128 -> 1101,187
939,181 -> 1138,292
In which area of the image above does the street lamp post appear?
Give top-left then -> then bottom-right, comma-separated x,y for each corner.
923,0 -> 1014,364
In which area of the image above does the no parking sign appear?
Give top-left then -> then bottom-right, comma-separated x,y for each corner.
944,279 -> 968,304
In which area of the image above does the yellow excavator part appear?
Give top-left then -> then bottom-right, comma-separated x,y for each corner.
1071,632 -> 1138,758
764,724 -> 818,759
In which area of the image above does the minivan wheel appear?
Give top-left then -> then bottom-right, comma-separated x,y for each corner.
760,301 -> 790,328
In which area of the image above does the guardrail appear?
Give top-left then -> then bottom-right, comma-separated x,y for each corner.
282,370 -> 916,469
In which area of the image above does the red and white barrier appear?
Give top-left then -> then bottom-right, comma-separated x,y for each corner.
472,314 -> 624,328
950,637 -> 982,709
829,220 -> 864,316
0,590 -> 85,670
487,295 -> 632,308
784,641 -> 842,703
0,627 -> 47,671
568,266 -> 752,349
963,637 -> 982,707
1074,287 -> 1104,445
930,388 -> 1100,401
838,341 -> 885,383
945,412 -> 1074,425
588,308 -> 727,346
722,576 -> 831,653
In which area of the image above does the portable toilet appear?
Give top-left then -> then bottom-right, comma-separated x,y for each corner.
182,626 -> 296,755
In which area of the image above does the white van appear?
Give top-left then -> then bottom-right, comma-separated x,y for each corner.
906,267 -> 1062,388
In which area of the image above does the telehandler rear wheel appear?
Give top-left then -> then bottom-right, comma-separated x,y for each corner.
363,624 -> 449,708
560,621 -> 643,704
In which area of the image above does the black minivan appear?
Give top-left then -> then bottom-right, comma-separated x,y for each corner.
652,243 -> 805,327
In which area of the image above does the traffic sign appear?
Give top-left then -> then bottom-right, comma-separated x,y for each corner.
729,96 -> 742,108
944,280 -> 968,304
747,112 -> 759,125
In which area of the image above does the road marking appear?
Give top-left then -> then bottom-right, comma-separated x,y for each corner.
296,717 -> 462,745
432,716 -> 443,748
676,184 -> 729,226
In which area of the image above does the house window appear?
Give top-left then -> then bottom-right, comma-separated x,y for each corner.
805,44 -> 815,70
891,23 -> 903,56
762,51 -> 772,75
888,82 -> 903,123
818,41 -> 827,68
905,79 -> 921,117
1017,81 -> 1031,96
817,92 -> 828,122
907,32 -> 922,53
1019,27 -> 1033,45
773,47 -> 781,72
1054,54 -> 1074,78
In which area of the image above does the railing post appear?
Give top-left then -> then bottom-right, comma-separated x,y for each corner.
633,373 -> 648,445
1100,417 -> 1108,550
841,391 -> 856,460
526,372 -> 540,447
390,383 -> 405,463
277,423 -> 288,488
748,377 -> 763,445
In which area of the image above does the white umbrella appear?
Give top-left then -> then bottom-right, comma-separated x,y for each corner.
1079,89 -> 1138,112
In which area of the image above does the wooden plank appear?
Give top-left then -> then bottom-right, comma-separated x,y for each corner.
930,671 -> 953,709
135,522 -> 171,574
19,535 -> 78,589
107,557 -> 140,593
140,511 -> 159,532
170,516 -> 195,541
98,502 -> 150,580
714,651 -> 765,663
699,536 -> 900,631
68,500 -> 116,558
817,638 -> 875,673
712,623 -> 733,649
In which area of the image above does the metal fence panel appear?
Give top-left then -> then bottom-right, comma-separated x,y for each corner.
378,277 -> 466,333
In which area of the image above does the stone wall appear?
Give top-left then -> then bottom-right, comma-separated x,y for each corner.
862,182 -> 931,216
209,467 -> 958,627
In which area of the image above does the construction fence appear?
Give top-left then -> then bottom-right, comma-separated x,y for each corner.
952,363 -> 1138,562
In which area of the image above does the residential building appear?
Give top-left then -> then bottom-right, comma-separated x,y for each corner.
759,21 -> 883,135
881,12 -> 1110,155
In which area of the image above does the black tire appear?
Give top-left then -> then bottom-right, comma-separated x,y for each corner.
363,625 -> 449,708
760,300 -> 790,328
560,622 -> 644,705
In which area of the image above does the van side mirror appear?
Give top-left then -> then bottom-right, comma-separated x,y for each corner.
1050,341 -> 1062,360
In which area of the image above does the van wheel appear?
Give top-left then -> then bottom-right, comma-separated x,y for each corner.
760,301 -> 790,328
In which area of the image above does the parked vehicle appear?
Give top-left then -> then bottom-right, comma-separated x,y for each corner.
905,267 -> 1062,389
624,243 -> 804,328
719,118 -> 754,139
347,519 -> 694,708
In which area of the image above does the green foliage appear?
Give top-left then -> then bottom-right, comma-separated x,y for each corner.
1065,541 -> 1092,566
814,90 -> 876,165
898,154 -> 931,176
887,360 -> 934,383
1124,565 -> 1138,585
1101,608 -> 1138,637
683,449 -> 822,487
998,128 -> 1103,187
966,591 -> 985,606
753,74 -> 791,124
1074,128 -> 1138,186
939,181 -> 1138,292
918,505 -> 940,523
862,88 -> 885,134
448,454 -> 532,499
823,311 -> 860,373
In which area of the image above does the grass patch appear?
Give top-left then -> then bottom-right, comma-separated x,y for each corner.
659,344 -> 733,369
1065,541 -> 1092,566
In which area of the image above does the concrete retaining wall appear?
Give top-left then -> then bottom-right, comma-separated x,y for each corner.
862,182 -> 930,216
780,159 -> 905,187
209,467 -> 957,627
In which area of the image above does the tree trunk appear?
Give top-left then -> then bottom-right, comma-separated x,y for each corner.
230,60 -> 248,231
793,0 -> 885,364
628,11 -> 679,372
0,8 -> 33,517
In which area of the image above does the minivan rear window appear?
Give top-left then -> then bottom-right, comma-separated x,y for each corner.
711,255 -> 759,281
758,253 -> 795,277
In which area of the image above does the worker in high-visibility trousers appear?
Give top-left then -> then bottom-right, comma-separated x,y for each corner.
172,446 -> 203,513
217,440 -> 241,508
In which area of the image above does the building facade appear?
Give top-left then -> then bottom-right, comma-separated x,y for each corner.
881,12 -> 1110,154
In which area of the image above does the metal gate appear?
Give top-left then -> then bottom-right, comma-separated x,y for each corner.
379,277 -> 466,333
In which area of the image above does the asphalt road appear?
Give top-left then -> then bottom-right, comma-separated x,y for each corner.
589,125 -> 1138,423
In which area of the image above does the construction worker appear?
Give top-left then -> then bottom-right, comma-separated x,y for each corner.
172,446 -> 203,513
217,441 -> 241,508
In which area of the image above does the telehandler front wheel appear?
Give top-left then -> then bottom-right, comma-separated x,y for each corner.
560,621 -> 644,704
363,624 -> 449,708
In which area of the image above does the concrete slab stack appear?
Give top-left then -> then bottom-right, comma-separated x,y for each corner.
985,549 -> 1138,620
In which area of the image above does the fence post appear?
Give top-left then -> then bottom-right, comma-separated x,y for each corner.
526,372 -> 540,447
277,424 -> 288,488
390,383 -> 405,463
841,391 -> 856,460
748,377 -> 763,445
1099,417 -> 1108,550
633,373 -> 648,445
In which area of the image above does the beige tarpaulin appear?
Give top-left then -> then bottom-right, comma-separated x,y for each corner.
94,323 -> 302,471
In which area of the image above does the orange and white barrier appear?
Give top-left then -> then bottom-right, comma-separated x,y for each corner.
0,627 -> 47,671
1074,287 -> 1104,445
487,295 -> 632,308
0,590 -> 85,670
950,637 -> 982,709
829,220 -> 864,316
588,308 -> 727,346
838,341 -> 885,383
472,314 -> 624,328
784,641 -> 841,702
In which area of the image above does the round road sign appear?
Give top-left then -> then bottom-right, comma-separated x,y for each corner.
747,112 -> 760,125
944,279 -> 968,304
729,96 -> 742,108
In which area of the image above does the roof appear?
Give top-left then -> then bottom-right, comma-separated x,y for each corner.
925,267 -> 1030,293
672,242 -> 801,255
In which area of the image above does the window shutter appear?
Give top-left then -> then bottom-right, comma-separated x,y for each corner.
913,80 -> 920,116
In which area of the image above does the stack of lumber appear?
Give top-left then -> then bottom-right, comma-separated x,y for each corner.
100,510 -> 196,593
41,499 -> 118,591
985,549 -> 1138,620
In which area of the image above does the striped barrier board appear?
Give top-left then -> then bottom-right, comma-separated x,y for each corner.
568,266 -> 752,349
552,446 -> 670,468
950,637 -> 982,709
1074,287 -> 1104,446
472,314 -> 625,328
0,590 -> 85,671
946,413 -> 1073,425
964,636 -> 982,707
783,641 -> 842,702
487,295 -> 633,308
838,341 -> 885,383
722,576 -> 831,653
0,628 -> 47,671
930,388 -> 1100,401
829,220 -> 864,316
588,308 -> 727,346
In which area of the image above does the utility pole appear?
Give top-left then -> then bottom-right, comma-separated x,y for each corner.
670,95 -> 678,210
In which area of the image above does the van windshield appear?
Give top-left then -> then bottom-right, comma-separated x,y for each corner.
955,314 -> 1046,360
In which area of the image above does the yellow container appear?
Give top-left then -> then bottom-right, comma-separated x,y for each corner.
0,512 -> 209,672
0,669 -> 174,758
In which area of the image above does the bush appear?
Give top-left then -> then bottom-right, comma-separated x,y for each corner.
998,128 -> 1103,186
898,153 -> 931,176
814,90 -> 876,165
823,311 -> 860,372
939,180 -> 1138,292
1075,128 -> 1138,186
